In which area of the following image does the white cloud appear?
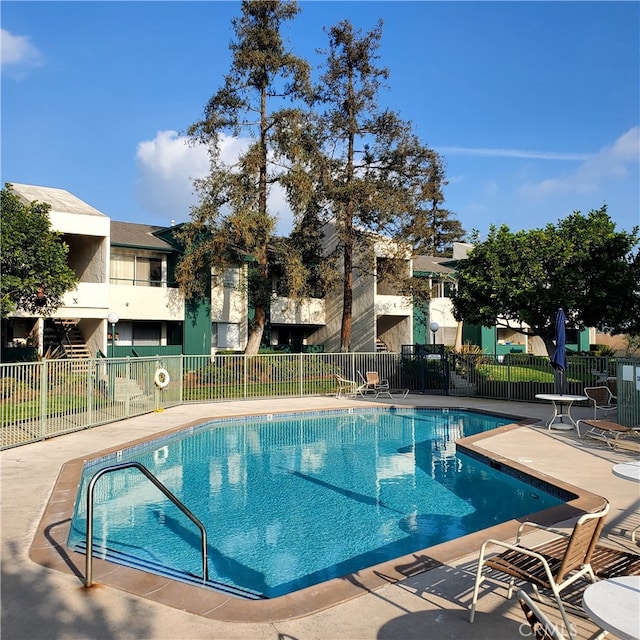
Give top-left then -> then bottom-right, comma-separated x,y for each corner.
438,145 -> 591,161
521,127 -> 640,199
1,28 -> 43,75
134,130 -> 294,233
134,130 -> 208,222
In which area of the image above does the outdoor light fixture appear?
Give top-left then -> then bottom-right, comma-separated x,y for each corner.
107,312 -> 119,353
429,321 -> 440,344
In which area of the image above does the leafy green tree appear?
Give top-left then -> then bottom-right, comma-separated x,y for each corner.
451,206 -> 640,356
176,0 -> 311,354
296,20 -> 462,351
1,184 -> 78,318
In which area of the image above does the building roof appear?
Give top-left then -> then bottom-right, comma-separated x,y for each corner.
9,183 -> 107,217
110,221 -> 174,251
413,255 -> 457,276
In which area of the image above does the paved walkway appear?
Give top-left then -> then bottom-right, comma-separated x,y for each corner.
2,395 -> 639,639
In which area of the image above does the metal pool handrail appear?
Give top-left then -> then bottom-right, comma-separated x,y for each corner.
84,461 -> 208,587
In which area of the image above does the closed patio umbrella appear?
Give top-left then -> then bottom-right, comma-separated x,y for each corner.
550,308 -> 567,394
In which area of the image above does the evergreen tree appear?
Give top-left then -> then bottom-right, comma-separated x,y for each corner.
176,0 -> 310,354
303,20 -> 462,351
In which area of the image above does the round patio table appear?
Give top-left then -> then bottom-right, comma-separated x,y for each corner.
582,575 -> 640,640
535,394 -> 588,431
613,460 -> 640,483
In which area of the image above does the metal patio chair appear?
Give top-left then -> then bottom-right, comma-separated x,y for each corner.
583,386 -> 617,419
469,503 -> 610,640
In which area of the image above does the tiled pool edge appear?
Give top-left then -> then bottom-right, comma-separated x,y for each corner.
29,413 -> 607,624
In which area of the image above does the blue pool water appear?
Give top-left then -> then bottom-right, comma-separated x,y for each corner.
68,408 -> 565,599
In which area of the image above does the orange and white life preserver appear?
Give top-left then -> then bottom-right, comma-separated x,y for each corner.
154,368 -> 170,389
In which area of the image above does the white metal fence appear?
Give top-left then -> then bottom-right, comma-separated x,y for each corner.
1,352 -> 637,449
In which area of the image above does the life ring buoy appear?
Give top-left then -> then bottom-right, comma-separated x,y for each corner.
154,368 -> 170,389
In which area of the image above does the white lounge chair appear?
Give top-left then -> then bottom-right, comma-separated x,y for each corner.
576,418 -> 640,450
583,386 -> 617,419
469,503 -> 611,640
357,370 -> 392,398
334,374 -> 360,398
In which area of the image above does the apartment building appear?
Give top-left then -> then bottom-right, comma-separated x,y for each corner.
0,185 -> 318,358
3,184 -> 110,358
3,183 -> 590,361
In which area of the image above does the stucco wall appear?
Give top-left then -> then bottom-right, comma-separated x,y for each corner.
110,285 -> 184,321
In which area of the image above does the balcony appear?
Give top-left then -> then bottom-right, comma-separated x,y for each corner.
374,294 -> 412,317
59,283 -> 110,317
110,285 -> 184,321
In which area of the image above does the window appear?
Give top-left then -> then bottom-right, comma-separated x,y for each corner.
566,329 -> 579,344
110,252 -> 163,286
110,254 -> 135,284
136,257 -> 162,287
112,322 -> 163,346
430,279 -> 456,298
133,323 -> 161,345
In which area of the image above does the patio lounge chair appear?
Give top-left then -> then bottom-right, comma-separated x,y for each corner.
583,386 -> 617,419
576,419 -> 640,450
334,374 -> 361,398
469,503 -> 610,640
357,370 -> 392,398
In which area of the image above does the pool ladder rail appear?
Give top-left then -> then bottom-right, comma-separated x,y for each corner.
84,461 -> 208,588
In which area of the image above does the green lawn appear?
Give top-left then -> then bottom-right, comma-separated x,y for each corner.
477,363 -> 555,383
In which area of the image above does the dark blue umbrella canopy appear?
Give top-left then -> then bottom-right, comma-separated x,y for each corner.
550,308 -> 567,373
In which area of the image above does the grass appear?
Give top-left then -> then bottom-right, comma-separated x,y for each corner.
477,363 -> 555,383
476,362 -> 587,384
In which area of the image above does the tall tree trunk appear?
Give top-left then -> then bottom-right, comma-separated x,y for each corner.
245,251 -> 269,355
340,238 -> 353,352
340,70 -> 356,353
246,304 -> 265,355
244,84 -> 270,357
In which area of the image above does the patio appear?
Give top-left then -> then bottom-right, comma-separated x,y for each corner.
2,394 -> 638,639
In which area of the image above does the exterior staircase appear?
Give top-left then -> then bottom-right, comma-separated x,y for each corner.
449,371 -> 475,396
112,377 -> 150,404
44,319 -> 92,365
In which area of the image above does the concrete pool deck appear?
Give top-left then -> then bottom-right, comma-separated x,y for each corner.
2,395 -> 639,639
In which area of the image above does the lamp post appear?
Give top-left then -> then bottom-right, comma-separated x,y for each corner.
429,321 -> 440,345
107,312 -> 119,356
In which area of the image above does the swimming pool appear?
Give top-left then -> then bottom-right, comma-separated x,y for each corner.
68,407 -> 565,599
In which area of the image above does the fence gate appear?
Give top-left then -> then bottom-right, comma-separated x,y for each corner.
400,344 -> 448,395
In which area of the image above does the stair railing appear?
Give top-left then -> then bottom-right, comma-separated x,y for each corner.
84,461 -> 208,587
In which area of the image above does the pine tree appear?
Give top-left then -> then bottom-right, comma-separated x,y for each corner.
305,20 -> 463,351
176,0 -> 310,354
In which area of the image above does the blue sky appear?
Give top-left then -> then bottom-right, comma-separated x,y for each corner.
2,1 -> 639,239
